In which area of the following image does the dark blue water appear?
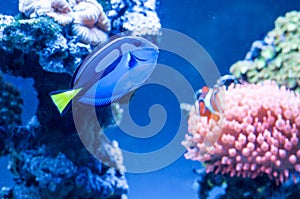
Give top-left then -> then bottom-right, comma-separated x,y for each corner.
1,1 -> 300,199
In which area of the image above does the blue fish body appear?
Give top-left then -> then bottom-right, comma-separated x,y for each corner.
50,36 -> 159,114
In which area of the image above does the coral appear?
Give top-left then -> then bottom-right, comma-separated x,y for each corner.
75,167 -> 128,198
0,107 -> 128,199
19,0 -> 111,45
0,125 -> 36,157
15,146 -> 77,193
131,0 -> 156,11
0,74 -> 23,127
122,7 -> 161,37
19,0 -> 73,25
0,74 -> 23,156
0,111 -> 128,198
0,185 -> 41,199
182,80 -> 300,185
0,14 -> 15,38
1,17 -> 62,53
0,16 -> 90,75
108,0 -> 161,43
0,105 -> 127,198
230,11 -> 300,93
76,0 -> 111,32
18,0 -> 36,17
43,0 -> 73,25
0,0 -> 162,196
194,168 -> 300,199
0,8 -> 129,199
110,0 -> 127,13
72,0 -> 111,45
4,144 -> 128,198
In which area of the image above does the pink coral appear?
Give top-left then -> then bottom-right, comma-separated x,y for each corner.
182,80 -> 300,184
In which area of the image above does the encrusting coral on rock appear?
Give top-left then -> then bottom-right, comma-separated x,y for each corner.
0,0 -> 162,198
0,73 -> 23,157
0,1 -> 141,198
0,15 -> 90,75
19,0 -> 73,25
0,74 -> 23,127
121,0 -> 161,37
19,0 -> 111,45
230,11 -> 300,93
108,0 -> 161,43
2,143 -> 128,199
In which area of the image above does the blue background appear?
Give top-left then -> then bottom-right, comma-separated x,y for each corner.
1,1 -> 300,199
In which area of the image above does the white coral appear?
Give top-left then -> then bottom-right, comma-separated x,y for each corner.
0,15 -> 15,39
18,0 -> 112,45
72,0 -> 111,45
19,0 -> 36,17
19,0 -> 73,25
72,24 -> 108,45
131,0 -> 156,11
122,8 -> 161,37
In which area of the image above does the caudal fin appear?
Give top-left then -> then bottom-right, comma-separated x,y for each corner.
49,88 -> 82,115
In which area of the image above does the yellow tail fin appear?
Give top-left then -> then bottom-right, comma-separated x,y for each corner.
50,88 -> 82,114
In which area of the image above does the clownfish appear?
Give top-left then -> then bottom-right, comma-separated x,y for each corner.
50,36 -> 159,115
195,75 -> 240,122
194,86 -> 221,122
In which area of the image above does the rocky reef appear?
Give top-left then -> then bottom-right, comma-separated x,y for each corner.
194,167 -> 300,199
19,0 -> 111,45
0,16 -> 90,75
108,0 -> 161,43
0,74 -> 23,127
0,73 -> 23,157
0,0 -> 162,198
230,11 -> 300,93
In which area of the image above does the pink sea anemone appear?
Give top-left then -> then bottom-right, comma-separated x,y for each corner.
182,80 -> 300,184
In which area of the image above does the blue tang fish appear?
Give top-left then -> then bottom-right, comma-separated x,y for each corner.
50,36 -> 159,114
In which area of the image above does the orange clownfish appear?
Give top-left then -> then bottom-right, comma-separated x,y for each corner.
194,86 -> 222,122
194,75 -> 240,122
